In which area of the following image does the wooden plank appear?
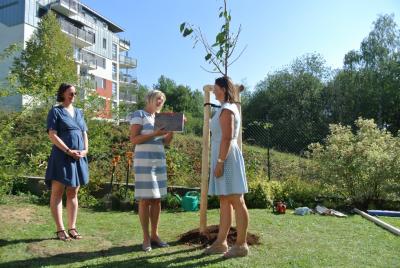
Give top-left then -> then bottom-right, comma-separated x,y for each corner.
354,208 -> 400,236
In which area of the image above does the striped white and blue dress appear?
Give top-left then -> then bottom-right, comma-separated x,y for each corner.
129,110 -> 167,200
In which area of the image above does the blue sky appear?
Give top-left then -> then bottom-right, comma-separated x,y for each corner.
82,0 -> 399,92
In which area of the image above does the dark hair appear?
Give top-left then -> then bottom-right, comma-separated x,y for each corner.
56,83 -> 73,102
215,76 -> 239,103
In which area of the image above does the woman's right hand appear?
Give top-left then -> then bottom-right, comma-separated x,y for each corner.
68,150 -> 81,160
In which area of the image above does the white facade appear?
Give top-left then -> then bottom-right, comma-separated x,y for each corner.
0,0 -> 137,115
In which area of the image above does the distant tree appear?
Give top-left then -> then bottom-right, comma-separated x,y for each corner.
0,43 -> 21,97
9,11 -> 77,105
328,14 -> 400,132
154,75 -> 203,116
243,54 -> 329,152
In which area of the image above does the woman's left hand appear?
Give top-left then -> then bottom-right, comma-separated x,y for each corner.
79,150 -> 88,157
214,162 -> 224,178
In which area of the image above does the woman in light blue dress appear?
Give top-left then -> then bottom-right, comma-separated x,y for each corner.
204,77 -> 249,258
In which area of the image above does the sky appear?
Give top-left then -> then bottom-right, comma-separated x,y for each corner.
82,0 -> 399,92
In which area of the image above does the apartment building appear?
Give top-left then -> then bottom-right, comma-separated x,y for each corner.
0,0 -> 137,117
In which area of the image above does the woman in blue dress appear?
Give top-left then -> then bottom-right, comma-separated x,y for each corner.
204,77 -> 249,258
45,83 -> 89,241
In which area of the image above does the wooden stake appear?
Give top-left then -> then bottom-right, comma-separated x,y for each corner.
354,208 -> 400,236
200,85 -> 213,234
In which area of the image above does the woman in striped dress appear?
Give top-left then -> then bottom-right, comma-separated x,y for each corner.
129,90 -> 173,252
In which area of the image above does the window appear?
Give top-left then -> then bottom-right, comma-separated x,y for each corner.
112,43 -> 117,61
102,58 -> 106,69
95,77 -> 105,89
112,63 -> 117,80
103,38 -> 107,49
112,82 -> 117,96
37,7 -> 47,18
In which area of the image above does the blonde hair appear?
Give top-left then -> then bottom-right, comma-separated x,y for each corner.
145,90 -> 166,111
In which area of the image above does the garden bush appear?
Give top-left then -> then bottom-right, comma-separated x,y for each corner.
308,118 -> 400,209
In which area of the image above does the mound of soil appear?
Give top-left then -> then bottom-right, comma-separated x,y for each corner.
178,225 -> 261,247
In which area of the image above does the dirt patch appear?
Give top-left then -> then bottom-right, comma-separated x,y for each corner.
26,236 -> 113,257
0,205 -> 38,224
178,225 -> 261,247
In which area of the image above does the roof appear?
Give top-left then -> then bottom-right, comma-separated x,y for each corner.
80,2 -> 124,33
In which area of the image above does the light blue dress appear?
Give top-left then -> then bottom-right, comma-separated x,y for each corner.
208,102 -> 248,196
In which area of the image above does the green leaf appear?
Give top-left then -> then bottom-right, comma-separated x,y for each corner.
216,49 -> 223,58
205,53 -> 212,61
183,28 -> 193,37
180,23 -> 185,33
216,32 -> 225,44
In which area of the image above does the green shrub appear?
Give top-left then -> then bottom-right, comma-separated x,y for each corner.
245,182 -> 273,208
79,187 -> 100,208
164,193 -> 181,210
0,172 -> 13,204
281,177 -> 323,208
308,118 -> 400,209
207,195 -> 220,209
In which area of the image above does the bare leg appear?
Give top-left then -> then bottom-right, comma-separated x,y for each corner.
139,199 -> 151,244
231,195 -> 249,246
66,186 -> 80,237
149,199 -> 162,241
50,180 -> 65,232
214,195 -> 232,246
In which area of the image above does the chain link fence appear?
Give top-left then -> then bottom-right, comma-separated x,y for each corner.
242,118 -> 328,181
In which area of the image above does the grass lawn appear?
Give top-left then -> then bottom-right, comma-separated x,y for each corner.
0,196 -> 399,268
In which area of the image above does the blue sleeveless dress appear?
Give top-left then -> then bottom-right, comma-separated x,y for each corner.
208,102 -> 248,196
45,105 -> 89,188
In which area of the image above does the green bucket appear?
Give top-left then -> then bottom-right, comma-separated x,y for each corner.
175,191 -> 200,212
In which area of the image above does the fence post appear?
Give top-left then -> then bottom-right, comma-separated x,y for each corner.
265,116 -> 272,181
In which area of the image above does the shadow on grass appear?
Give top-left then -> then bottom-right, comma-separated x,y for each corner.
0,238 -> 54,247
0,241 -> 225,268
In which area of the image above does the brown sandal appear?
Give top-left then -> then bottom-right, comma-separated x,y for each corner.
68,228 -> 82,240
55,230 -> 71,241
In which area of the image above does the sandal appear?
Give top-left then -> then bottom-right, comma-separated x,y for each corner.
68,228 -> 82,240
142,242 -> 152,252
223,244 -> 249,258
151,240 -> 169,248
203,243 -> 228,255
55,230 -> 71,241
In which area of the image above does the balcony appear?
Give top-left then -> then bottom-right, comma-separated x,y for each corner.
74,51 -> 97,70
119,73 -> 137,84
79,76 -> 96,90
118,92 -> 137,104
59,18 -> 95,47
119,38 -> 130,51
119,55 -> 137,68
50,0 -> 79,16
